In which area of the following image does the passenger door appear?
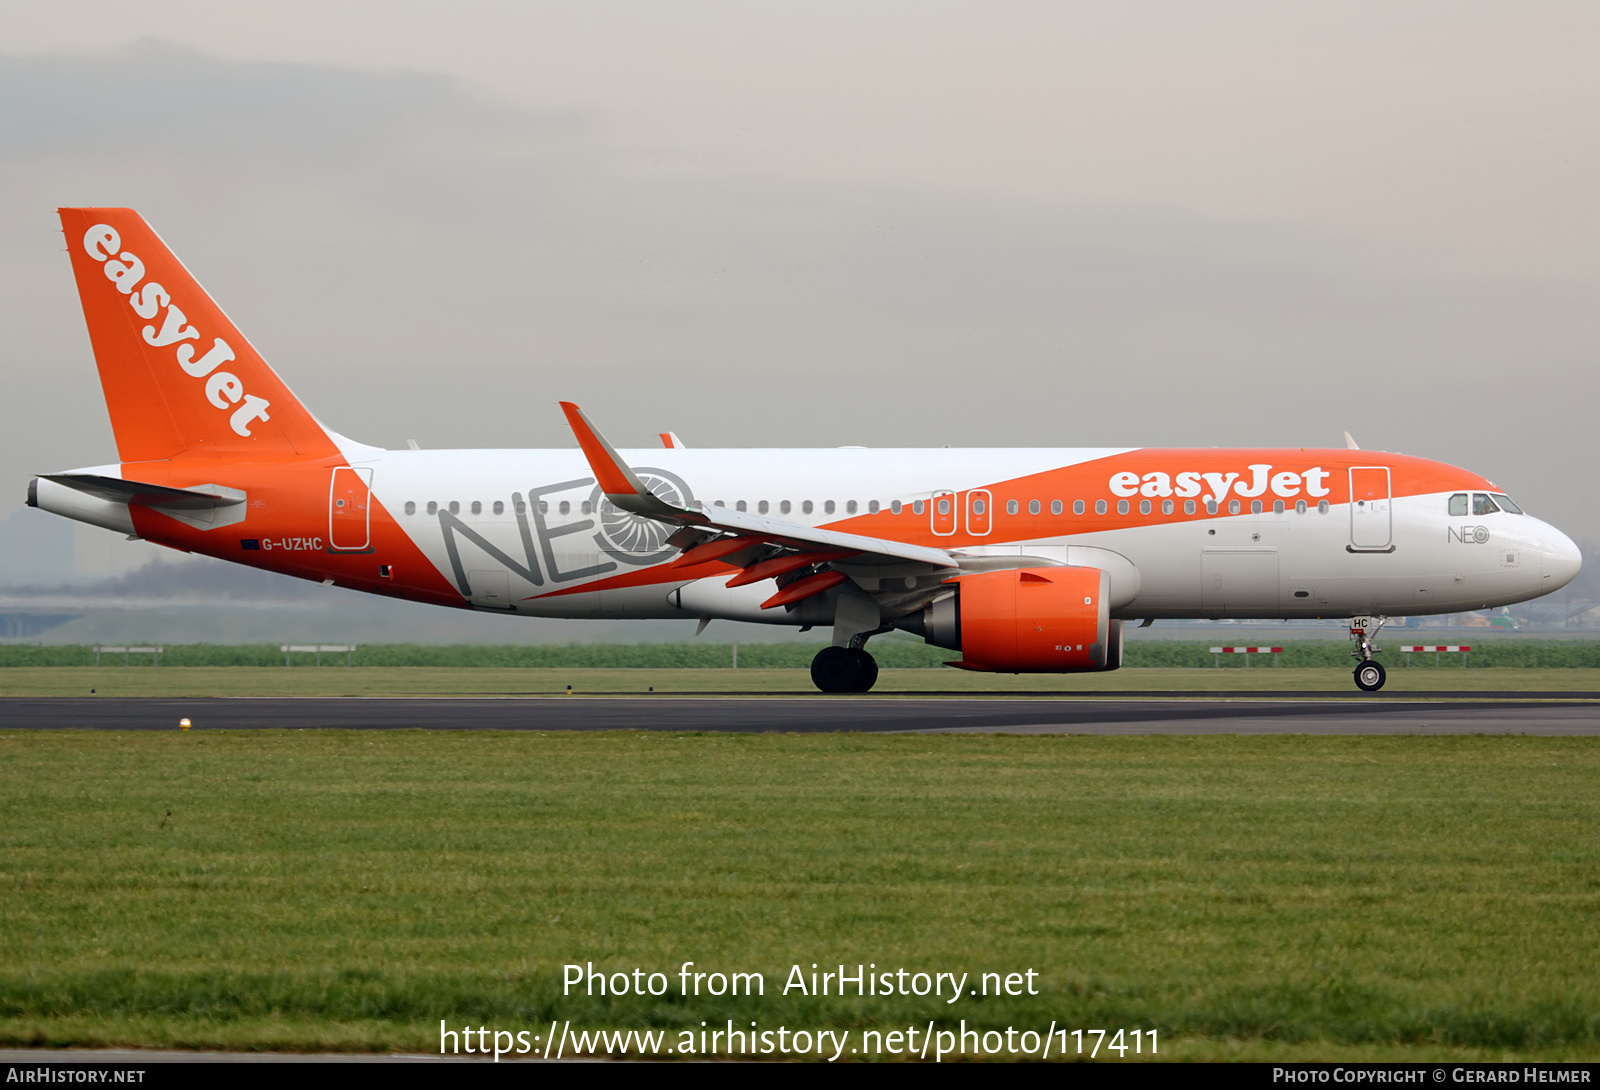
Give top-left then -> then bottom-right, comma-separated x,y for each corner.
1349,466 -> 1392,550
328,466 -> 372,551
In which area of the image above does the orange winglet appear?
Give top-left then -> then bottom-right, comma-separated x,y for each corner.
559,402 -> 638,497
726,550 -> 853,589
671,535 -> 762,568
760,570 -> 848,610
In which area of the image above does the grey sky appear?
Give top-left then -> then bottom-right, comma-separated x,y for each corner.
2,3 -> 1597,550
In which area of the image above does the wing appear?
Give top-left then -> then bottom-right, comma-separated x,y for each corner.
559,402 -> 960,609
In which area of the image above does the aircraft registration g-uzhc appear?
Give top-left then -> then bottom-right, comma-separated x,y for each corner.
31,208 -> 1583,692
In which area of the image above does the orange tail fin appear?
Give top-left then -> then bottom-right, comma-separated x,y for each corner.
58,207 -> 337,463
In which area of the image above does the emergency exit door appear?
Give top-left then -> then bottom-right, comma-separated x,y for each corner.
329,466 -> 373,551
966,489 -> 992,536
1348,466 -> 1392,550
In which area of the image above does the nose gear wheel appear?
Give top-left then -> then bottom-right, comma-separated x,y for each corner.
1354,661 -> 1387,692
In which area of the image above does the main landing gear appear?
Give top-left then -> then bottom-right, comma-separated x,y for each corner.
1350,617 -> 1387,692
811,645 -> 879,693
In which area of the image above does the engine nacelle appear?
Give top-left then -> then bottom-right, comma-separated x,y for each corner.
919,566 -> 1122,672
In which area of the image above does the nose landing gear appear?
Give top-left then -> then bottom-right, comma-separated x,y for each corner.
1349,616 -> 1387,692
811,645 -> 879,693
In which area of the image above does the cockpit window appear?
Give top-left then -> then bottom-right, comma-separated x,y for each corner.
1472,493 -> 1501,516
1448,493 -> 1468,517
1492,494 -> 1523,514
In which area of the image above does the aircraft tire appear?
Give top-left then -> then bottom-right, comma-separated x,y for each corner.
1353,661 -> 1387,692
811,646 -> 879,693
850,647 -> 880,693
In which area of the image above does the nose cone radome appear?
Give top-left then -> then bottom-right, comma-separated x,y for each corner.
1543,527 -> 1582,593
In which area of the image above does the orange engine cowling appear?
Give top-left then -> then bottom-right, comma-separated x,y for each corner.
923,566 -> 1119,673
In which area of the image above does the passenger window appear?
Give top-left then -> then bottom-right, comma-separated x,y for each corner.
1028,500 -> 1040,515
471,501 -> 482,515
1272,500 -> 1283,514
1095,500 -> 1107,515
868,500 -> 881,514
1006,499 -> 1019,515
1162,500 -> 1174,515
1073,500 -> 1085,515
1139,499 -> 1151,515
1184,500 -> 1195,515
825,500 -> 836,514
846,500 -> 858,514
758,500 -> 769,514
1205,500 -> 1218,515
1050,500 -> 1062,515
1117,500 -> 1129,515
404,501 -> 416,515
581,501 -> 592,515
1472,493 -> 1500,516
1448,493 -> 1468,516
1492,494 -> 1522,514
449,501 -> 461,515
802,500 -> 813,514
890,500 -> 902,514
737,500 -> 748,512
559,500 -> 570,515
937,498 -> 951,515
1250,500 -> 1262,514
493,500 -> 504,516
911,500 -> 922,515
1228,500 -> 1240,514
1295,499 -> 1306,514
538,501 -> 549,514
780,500 -> 791,514
968,499 -> 981,515
426,501 -> 437,515
1317,500 -> 1329,513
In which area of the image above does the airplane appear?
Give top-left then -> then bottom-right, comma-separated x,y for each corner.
28,208 -> 1583,693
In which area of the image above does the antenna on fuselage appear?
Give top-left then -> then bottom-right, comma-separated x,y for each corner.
1343,431 -> 1360,450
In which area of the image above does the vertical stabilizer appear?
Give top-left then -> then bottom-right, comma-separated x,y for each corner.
58,207 -> 337,463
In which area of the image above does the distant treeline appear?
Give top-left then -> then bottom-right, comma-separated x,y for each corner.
4,641 -> 1600,668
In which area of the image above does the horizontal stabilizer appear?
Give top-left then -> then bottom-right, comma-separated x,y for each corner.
41,473 -> 243,512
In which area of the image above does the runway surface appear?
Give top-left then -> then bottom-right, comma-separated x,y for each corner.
3,695 -> 1600,734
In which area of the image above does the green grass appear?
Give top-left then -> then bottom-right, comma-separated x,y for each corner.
0,731 -> 1596,1060
3,666 -> 1599,698
10,640 -> 1600,670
